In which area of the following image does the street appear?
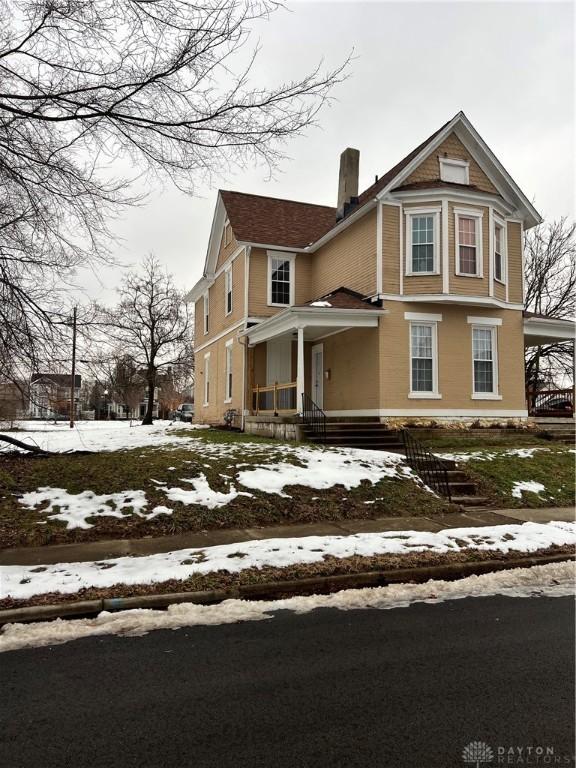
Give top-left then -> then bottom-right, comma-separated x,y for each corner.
1,594 -> 574,768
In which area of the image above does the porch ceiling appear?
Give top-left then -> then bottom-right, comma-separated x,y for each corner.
523,316 -> 575,347
243,306 -> 387,346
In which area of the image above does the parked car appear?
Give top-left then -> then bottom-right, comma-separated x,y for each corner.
172,403 -> 195,422
534,398 -> 574,417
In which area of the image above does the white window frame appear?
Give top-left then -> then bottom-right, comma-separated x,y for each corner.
203,352 -> 211,406
470,324 -> 501,400
224,339 -> 233,403
203,291 -> 210,335
267,251 -> 296,307
455,208 -> 484,278
223,219 -> 232,247
224,265 -> 233,316
408,320 -> 441,399
439,157 -> 470,185
405,208 -> 441,276
493,216 -> 507,285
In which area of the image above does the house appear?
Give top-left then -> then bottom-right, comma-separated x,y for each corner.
0,381 -> 28,421
186,111 -> 574,438
29,373 -> 82,419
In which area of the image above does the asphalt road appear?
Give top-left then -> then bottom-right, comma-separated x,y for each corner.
1,595 -> 574,768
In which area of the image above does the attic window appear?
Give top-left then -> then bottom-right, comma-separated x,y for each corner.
439,157 -> 469,185
223,221 -> 232,246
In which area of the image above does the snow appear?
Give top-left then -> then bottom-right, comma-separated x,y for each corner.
0,420 -> 209,454
237,447 -> 408,496
437,447 -> 549,463
164,474 -> 253,509
511,480 -> 547,499
310,300 -> 332,307
18,488 -> 164,530
1,561 -> 573,653
2,521 -> 574,601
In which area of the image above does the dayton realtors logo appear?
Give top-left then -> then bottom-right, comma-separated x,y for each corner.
462,742 -> 494,767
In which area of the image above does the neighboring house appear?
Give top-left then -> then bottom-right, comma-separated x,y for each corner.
186,111 -> 574,434
0,381 -> 28,421
29,374 -> 81,419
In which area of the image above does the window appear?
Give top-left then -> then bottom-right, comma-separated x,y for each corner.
410,323 -> 436,394
268,252 -> 295,306
203,291 -> 209,334
439,157 -> 469,185
455,210 -> 483,277
494,220 -> 506,283
472,327 -> 497,395
203,353 -> 210,405
225,341 -> 233,402
225,266 -> 233,315
406,209 -> 439,275
223,221 -> 232,246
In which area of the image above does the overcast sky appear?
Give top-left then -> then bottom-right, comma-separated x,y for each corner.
81,0 -> 574,305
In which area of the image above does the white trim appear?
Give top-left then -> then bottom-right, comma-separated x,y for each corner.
323,408 -> 528,418
224,265 -> 233,317
520,220 -> 526,303
224,342 -> 233,403
203,291 -> 210,335
311,343 -> 324,409
409,320 -> 440,398
404,208 -> 441,276
405,312 -> 443,322
194,320 -> 244,353
467,316 -> 502,326
455,209 -> 484,278
203,352 -> 211,407
439,157 -> 470,185
488,206 -> 494,297
267,251 -> 296,307
399,203 -> 404,294
471,324 -> 499,398
376,202 -> 383,295
223,218 -> 232,247
493,215 -> 508,294
244,246 -> 250,318
391,188 -> 514,218
315,327 -> 352,341
380,293 -> 523,310
214,245 -> 244,281
441,200 -> 449,294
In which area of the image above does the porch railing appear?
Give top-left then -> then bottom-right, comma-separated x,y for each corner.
401,429 -> 451,501
252,382 -> 297,415
301,392 -> 327,443
528,387 -> 574,416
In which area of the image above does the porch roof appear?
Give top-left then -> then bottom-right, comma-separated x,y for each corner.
523,312 -> 575,347
242,288 -> 386,346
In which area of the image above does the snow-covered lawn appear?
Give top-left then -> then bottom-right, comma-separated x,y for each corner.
0,420 -> 209,454
15,446 -> 419,528
2,521 -> 574,601
1,561 -> 573,652
436,447 -> 550,462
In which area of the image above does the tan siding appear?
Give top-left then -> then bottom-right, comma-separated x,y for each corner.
403,132 -> 498,194
382,204 -> 400,294
310,209 -> 376,298
507,222 -> 523,304
401,200 -> 443,295
321,328 -> 380,411
198,250 -> 245,344
248,249 -> 313,316
215,229 -> 239,270
379,302 -> 526,411
448,202 -> 490,297
493,279 -> 506,302
194,331 -> 245,424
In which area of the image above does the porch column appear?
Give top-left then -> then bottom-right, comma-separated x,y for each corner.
296,326 -> 305,414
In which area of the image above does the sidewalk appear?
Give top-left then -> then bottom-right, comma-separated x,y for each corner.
1,507 -> 573,566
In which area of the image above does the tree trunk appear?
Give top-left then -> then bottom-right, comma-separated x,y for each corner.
142,368 -> 156,425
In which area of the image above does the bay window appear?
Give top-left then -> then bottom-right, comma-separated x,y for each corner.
494,220 -> 506,283
455,209 -> 483,277
406,209 -> 439,275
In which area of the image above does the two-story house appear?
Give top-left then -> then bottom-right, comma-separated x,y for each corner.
29,373 -> 82,419
186,112 -> 574,437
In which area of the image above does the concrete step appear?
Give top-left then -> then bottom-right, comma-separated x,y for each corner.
451,495 -> 490,506
447,482 -> 477,495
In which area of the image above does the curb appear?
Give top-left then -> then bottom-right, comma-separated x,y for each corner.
1,552 -> 573,626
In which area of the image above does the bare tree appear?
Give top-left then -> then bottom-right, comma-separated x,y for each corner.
524,218 -> 575,391
0,0 -> 347,380
99,255 -> 192,424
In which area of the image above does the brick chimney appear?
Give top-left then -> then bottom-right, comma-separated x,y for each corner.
336,147 -> 360,221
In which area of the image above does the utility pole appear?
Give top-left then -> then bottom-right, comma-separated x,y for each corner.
70,306 -> 77,429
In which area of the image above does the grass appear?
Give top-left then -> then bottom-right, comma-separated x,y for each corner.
0,429 -> 449,548
1,543 -> 572,611
417,433 -> 558,451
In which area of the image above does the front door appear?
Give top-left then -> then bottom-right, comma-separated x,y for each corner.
311,343 -> 324,408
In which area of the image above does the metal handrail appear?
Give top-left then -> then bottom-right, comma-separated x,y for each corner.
301,393 -> 327,443
400,428 -> 451,501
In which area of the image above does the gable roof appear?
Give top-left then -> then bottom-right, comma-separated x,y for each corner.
219,190 -> 336,249
31,373 -> 81,388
